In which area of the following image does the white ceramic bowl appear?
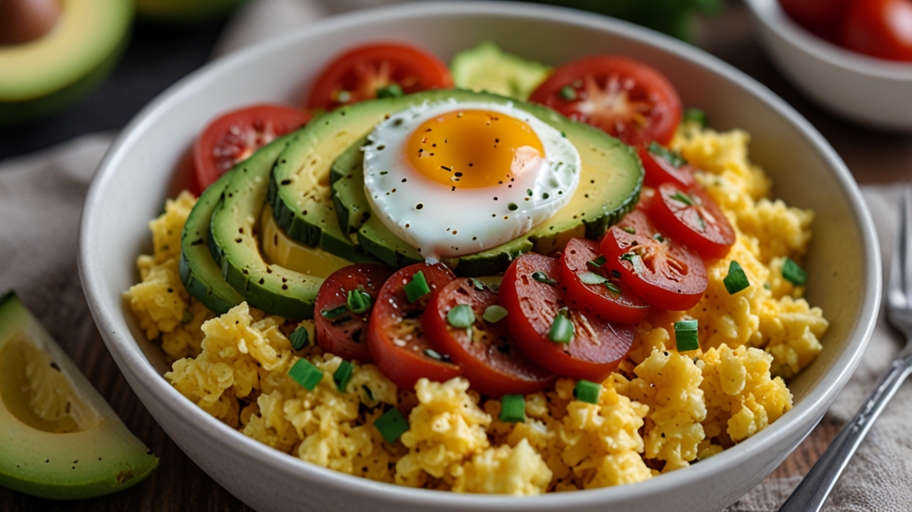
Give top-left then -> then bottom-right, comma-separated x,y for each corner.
744,0 -> 912,131
79,3 -> 881,511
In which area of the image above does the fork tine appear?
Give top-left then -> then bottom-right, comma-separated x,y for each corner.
888,188 -> 910,311
901,188 -> 912,301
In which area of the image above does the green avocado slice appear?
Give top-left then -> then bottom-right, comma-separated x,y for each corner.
0,291 -> 158,500
450,41 -> 552,101
322,89 -> 643,276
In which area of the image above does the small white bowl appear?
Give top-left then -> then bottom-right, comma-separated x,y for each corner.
79,2 -> 882,511
744,0 -> 912,131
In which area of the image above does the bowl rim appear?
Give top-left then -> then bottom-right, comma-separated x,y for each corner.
743,0 -> 912,80
79,1 -> 882,507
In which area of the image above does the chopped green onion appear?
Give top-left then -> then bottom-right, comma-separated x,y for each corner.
482,304 -> 508,323
404,270 -> 431,302
782,257 -> 807,286
587,255 -> 607,269
621,252 -> 646,275
574,380 -> 601,404
288,359 -> 323,391
333,360 -> 353,392
670,191 -> 695,206
508,202 -> 518,211
603,281 -> 621,294
424,348 -> 446,360
321,304 -> 348,319
289,326 -> 310,350
374,408 -> 409,443
500,394 -> 525,423
447,304 -> 476,329
548,309 -> 574,344
653,233 -> 665,242
347,289 -> 372,314
471,278 -> 485,291
181,310 -> 193,324
723,261 -> 750,295
622,226 -> 636,234
558,85 -> 577,101
578,271 -> 607,285
648,141 -> 687,168
674,319 -> 699,352
683,107 -> 707,127
531,271 -> 558,285
376,83 -> 404,98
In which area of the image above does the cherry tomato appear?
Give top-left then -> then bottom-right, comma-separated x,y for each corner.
559,238 -> 651,324
600,209 -> 707,311
778,0 -> 853,40
305,43 -> 453,111
650,183 -> 736,260
423,278 -> 556,397
314,264 -> 396,363
498,253 -> 635,382
637,143 -> 697,189
367,262 -> 461,390
841,0 -> 912,61
193,104 -> 310,191
636,186 -> 656,212
528,56 -> 681,146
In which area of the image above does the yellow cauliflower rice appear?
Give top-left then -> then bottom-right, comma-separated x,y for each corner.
124,124 -> 828,495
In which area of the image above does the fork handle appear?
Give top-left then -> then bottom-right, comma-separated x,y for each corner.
778,353 -> 912,512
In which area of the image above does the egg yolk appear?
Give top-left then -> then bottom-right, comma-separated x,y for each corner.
406,110 -> 545,188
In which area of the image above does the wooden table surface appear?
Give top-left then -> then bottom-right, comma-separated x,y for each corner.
2,2 -> 910,511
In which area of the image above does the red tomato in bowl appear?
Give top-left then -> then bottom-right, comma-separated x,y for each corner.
367,262 -> 462,390
498,253 -> 635,382
305,42 -> 453,111
423,278 -> 556,397
840,0 -> 912,61
528,56 -> 681,146
192,104 -> 310,191
600,209 -> 707,311
649,183 -> 736,260
314,264 -> 395,363
637,143 -> 697,189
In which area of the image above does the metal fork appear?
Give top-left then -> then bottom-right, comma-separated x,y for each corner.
779,187 -> 912,512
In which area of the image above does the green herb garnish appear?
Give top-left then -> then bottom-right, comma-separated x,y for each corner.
674,319 -> 699,352
376,83 -> 404,98
404,270 -> 431,302
782,257 -> 807,286
578,271 -> 608,285
374,408 -> 409,443
500,394 -> 525,423
482,304 -> 508,324
559,85 -> 577,100
347,289 -> 372,314
288,359 -> 323,391
289,326 -> 310,350
621,252 -> 646,274
648,141 -> 687,168
587,255 -> 607,269
333,360 -> 353,392
574,380 -> 601,404
683,107 -> 707,127
447,304 -> 476,329
548,308 -> 574,344
532,271 -> 558,285
321,304 -> 349,319
723,261 -> 750,295
670,190 -> 695,206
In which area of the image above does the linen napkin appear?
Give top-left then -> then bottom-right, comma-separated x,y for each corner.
1,0 -> 910,509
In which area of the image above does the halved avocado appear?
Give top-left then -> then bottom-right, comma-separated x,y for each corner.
314,89 -> 643,275
0,0 -> 133,127
0,291 -> 158,500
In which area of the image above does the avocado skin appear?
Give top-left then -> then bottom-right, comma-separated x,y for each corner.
179,168 -> 245,315
322,89 -> 643,275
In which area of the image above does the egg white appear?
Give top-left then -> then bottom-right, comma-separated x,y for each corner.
362,100 -> 581,260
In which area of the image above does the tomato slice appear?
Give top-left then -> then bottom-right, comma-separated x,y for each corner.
498,253 -> 635,382
193,104 -> 310,191
600,209 -> 707,311
528,56 -> 681,146
423,278 -> 556,397
650,183 -> 735,260
305,42 -> 453,111
314,264 -> 396,363
637,143 -> 697,189
559,238 -> 651,324
840,0 -> 912,61
367,262 -> 462,390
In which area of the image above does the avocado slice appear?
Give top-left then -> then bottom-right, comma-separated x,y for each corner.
0,0 -> 132,127
320,89 -> 642,275
450,41 -> 553,101
0,291 -> 158,500
179,166 -> 246,316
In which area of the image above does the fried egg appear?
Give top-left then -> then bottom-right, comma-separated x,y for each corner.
362,100 -> 581,260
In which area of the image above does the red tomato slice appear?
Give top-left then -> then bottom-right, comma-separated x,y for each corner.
528,56 -> 681,146
193,104 -> 310,191
314,263 -> 396,363
778,0 -> 853,40
559,238 -> 651,324
367,262 -> 461,390
650,183 -> 736,260
637,143 -> 697,189
840,0 -> 912,61
600,209 -> 707,311
498,253 -> 635,382
423,278 -> 556,397
305,42 -> 453,111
